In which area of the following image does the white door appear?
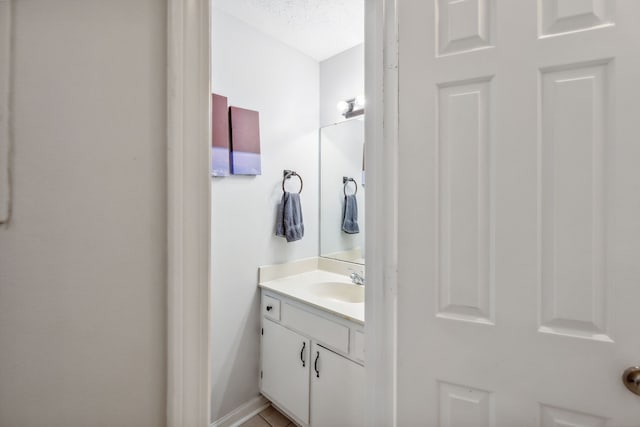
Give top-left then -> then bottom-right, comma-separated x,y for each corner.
310,344 -> 365,427
261,319 -> 310,425
396,1 -> 640,425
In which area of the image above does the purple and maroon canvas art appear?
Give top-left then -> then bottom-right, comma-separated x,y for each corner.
229,106 -> 262,175
211,93 -> 231,176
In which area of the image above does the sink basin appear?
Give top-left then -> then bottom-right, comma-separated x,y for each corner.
307,281 -> 364,303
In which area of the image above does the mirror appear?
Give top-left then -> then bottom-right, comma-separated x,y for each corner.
319,118 -> 365,265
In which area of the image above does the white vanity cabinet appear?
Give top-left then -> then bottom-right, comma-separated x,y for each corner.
259,290 -> 364,427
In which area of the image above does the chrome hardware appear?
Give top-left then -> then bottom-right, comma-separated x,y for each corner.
343,176 -> 358,196
282,170 -> 303,194
623,367 -> 640,396
350,271 -> 365,286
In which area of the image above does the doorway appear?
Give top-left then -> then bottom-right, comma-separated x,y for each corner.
166,0 -> 394,426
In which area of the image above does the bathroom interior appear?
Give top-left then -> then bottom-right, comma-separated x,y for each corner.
210,1 -> 366,426
3,0 -> 640,426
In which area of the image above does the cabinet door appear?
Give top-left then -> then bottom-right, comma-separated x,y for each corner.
261,319 -> 310,425
310,344 -> 365,427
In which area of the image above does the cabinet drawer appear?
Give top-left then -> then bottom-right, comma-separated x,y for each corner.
262,295 -> 281,321
282,303 -> 349,354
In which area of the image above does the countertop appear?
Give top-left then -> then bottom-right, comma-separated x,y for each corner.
259,269 -> 365,325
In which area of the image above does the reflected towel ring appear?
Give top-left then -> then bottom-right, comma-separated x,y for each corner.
343,177 -> 357,196
283,170 -> 303,194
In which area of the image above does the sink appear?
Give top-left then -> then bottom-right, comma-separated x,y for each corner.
307,281 -> 364,303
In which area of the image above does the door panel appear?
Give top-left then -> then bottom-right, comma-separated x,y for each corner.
437,77 -> 493,325
261,319 -> 310,424
539,60 -> 610,341
310,344 -> 365,427
397,1 -> 640,425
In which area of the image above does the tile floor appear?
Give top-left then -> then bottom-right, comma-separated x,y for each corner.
240,405 -> 296,427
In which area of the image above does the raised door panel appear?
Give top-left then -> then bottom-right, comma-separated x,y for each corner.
261,319 -> 310,425
437,77 -> 493,324
539,60 -> 611,342
437,0 -> 495,56
439,382 -> 494,427
539,0 -> 614,37
310,344 -> 365,427
540,404 -> 607,427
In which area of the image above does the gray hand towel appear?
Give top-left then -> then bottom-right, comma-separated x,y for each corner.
276,191 -> 304,242
342,194 -> 359,234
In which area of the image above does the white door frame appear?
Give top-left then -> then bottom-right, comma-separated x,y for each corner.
165,0 -> 398,425
0,0 -> 12,226
363,0 -> 398,426
166,0 -> 212,426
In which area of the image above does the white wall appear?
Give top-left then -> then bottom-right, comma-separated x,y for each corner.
210,10 -> 320,422
0,1 -> 167,426
319,44 -> 365,127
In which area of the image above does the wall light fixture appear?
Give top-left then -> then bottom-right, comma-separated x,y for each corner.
336,96 -> 365,119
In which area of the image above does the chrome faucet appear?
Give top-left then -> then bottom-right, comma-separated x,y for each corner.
350,271 -> 365,286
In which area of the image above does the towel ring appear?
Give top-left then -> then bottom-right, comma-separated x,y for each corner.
283,170 -> 303,194
343,177 -> 357,197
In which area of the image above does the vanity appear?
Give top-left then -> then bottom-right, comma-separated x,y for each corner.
259,118 -> 366,426
259,268 -> 364,427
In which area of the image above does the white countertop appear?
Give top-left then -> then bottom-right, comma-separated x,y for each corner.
259,270 -> 365,325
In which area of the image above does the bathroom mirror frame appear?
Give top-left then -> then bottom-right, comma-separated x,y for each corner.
318,117 -> 365,265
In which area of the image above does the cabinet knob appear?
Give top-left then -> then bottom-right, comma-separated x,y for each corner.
266,305 -> 273,312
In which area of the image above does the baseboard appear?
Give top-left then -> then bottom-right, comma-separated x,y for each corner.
211,395 -> 270,427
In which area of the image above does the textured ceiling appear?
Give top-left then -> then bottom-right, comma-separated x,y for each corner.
213,0 -> 364,61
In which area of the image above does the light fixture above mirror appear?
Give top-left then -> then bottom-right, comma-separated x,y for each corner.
336,95 -> 365,119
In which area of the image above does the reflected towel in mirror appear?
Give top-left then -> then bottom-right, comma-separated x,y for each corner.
342,194 -> 359,234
